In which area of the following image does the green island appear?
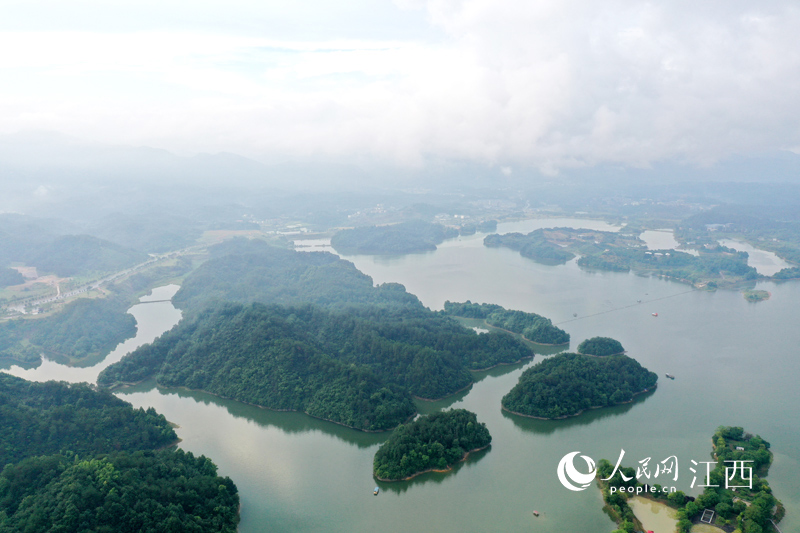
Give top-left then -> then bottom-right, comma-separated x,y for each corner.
330,220 -> 458,255
442,300 -> 570,345
598,426 -> 781,533
0,373 -> 239,532
485,227 -> 760,287
98,300 -> 533,430
577,336 -> 625,356
501,353 -> 658,419
743,290 -> 770,302
101,242 -> 539,430
373,409 -> 491,481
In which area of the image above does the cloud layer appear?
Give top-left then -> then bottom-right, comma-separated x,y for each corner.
1,0 -> 799,171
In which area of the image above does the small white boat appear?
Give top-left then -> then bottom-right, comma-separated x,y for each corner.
373,486 -> 379,495
652,312 -> 658,317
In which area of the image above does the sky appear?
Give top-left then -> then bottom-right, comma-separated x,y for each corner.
2,0 -> 800,173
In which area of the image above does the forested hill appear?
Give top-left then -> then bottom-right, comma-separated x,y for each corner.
0,450 -> 239,533
98,302 -> 533,430
501,353 -> 658,419
443,301 -> 570,345
576,336 -> 625,356
0,374 -> 240,532
330,220 -> 459,255
0,373 -> 176,464
172,238 -> 424,314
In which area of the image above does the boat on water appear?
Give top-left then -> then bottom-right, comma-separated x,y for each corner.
373,486 -> 379,495
666,373 -> 675,379
652,312 -> 658,317
532,510 -> 540,517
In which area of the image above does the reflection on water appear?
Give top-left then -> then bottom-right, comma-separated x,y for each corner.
118,381 -> 389,449
377,447 -> 492,494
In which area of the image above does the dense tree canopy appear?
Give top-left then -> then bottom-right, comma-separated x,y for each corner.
501,353 -> 657,419
576,337 -> 625,356
0,450 -> 239,533
0,373 -> 176,465
373,409 -> 491,480
0,374 -> 239,533
443,301 -> 570,344
99,302 -> 533,429
331,220 -> 459,255
0,297 -> 137,365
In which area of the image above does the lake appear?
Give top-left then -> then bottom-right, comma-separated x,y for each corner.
3,219 -> 799,532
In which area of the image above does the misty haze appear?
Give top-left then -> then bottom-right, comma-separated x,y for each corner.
1,2 -> 799,532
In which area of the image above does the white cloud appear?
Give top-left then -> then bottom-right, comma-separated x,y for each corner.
1,1 -> 799,171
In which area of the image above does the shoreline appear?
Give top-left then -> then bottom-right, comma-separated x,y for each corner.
576,351 -> 626,357
468,354 -> 534,372
107,376 -> 414,433
455,318 -> 569,347
502,384 -> 657,420
413,381 -> 474,402
373,444 -> 491,482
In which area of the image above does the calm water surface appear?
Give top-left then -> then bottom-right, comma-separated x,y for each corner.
718,238 -> 791,276
4,222 -> 800,533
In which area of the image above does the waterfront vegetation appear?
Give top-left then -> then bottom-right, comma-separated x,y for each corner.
576,336 -> 625,356
0,450 -> 239,533
501,353 -> 658,419
442,300 -> 569,344
98,301 -> 533,430
330,220 -> 459,255
0,373 -> 239,532
598,426 -> 780,533
773,266 -> 800,279
0,297 -> 137,365
678,204 -> 800,265
485,227 -> 762,287
373,409 -> 491,481
484,229 -> 575,265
